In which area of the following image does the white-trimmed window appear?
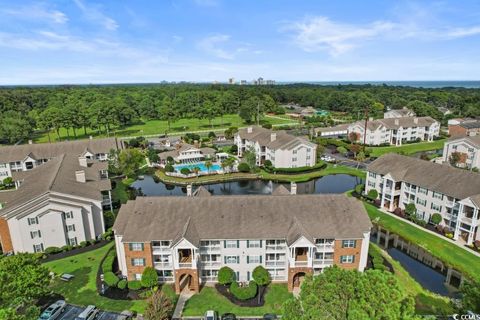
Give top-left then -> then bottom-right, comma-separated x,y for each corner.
27,217 -> 39,225
129,243 -> 144,251
431,203 -> 442,212
432,192 -> 443,200
367,181 -> 376,188
67,224 -> 76,232
247,255 -> 262,264
368,172 -> 377,178
247,240 -> 261,248
224,240 -> 238,248
0,163 -> 6,168
64,211 -> 74,219
68,237 -> 78,246
131,258 -> 146,266
224,256 -> 239,264
340,255 -> 355,264
416,198 -> 427,206
30,230 -> 41,239
418,187 -> 428,195
33,243 -> 44,253
341,240 -> 356,248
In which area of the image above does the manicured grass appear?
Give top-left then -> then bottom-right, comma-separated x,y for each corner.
155,170 -> 259,185
44,243 -> 148,312
370,244 -> 454,315
259,164 -> 366,182
33,114 -> 295,143
365,203 -> 480,282
182,284 -> 292,316
369,139 -> 446,158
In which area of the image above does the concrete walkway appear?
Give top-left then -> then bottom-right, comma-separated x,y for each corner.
377,207 -> 480,258
172,290 -> 194,320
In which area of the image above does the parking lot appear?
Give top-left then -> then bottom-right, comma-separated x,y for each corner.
56,304 -> 122,320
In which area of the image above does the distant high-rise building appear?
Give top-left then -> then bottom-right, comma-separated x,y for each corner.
266,80 -> 276,85
228,77 -> 235,84
240,80 -> 247,85
257,77 -> 264,85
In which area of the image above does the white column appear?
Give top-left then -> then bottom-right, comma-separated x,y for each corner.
453,203 -> 464,241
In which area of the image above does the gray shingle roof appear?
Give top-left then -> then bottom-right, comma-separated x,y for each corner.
447,135 -> 480,148
113,194 -> 372,243
352,116 -> 437,131
271,185 -> 291,195
237,127 -> 316,150
0,138 -> 120,163
367,153 -> 480,200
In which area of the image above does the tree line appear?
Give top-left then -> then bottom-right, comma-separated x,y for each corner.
1,83 -> 479,144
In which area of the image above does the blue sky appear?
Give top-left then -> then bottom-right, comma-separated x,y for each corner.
1,0 -> 480,84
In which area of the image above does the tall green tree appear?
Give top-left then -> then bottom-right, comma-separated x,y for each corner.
144,291 -> 174,320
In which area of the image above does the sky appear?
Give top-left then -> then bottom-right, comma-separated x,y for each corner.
1,0 -> 480,84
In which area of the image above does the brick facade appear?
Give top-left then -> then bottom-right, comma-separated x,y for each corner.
0,218 -> 13,253
124,242 -> 153,280
449,125 -> 468,138
333,239 -> 363,270
287,267 -> 313,292
174,268 -> 200,294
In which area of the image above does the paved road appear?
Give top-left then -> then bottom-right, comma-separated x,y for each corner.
56,304 -> 122,320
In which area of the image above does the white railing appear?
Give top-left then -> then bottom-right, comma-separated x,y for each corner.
315,244 -> 334,251
200,246 -> 221,252
313,259 -> 333,267
270,275 -> 287,281
265,260 -> 286,267
158,276 -> 174,282
201,276 -> 218,282
292,261 -> 309,267
265,245 -> 286,251
178,262 -> 193,268
152,247 -> 171,254
154,262 -> 173,269
201,261 -> 222,267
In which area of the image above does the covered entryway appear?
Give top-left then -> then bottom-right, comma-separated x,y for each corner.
292,272 -> 306,289
174,269 -> 200,294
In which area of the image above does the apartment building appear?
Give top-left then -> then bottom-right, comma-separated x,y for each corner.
113,192 -> 371,293
365,153 -> 480,244
0,154 -> 112,253
235,127 -> 317,168
383,108 -> 416,119
448,119 -> 480,138
442,136 -> 480,170
0,138 -> 120,181
347,116 -> 439,146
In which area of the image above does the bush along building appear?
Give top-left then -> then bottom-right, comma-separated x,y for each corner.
365,153 -> 480,245
112,188 -> 371,293
0,138 -> 121,254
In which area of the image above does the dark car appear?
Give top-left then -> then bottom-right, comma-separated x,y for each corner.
221,313 -> 237,320
263,314 -> 278,320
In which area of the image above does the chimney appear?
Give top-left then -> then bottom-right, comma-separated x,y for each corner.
414,117 -> 418,124
290,182 -> 297,195
28,140 -> 33,145
187,185 -> 192,197
193,140 -> 200,148
270,133 -> 277,142
247,127 -> 253,133
78,156 -> 88,167
75,170 -> 86,183
394,119 -> 399,125
89,136 -> 93,140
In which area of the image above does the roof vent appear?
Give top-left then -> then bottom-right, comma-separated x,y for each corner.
75,170 -> 86,183
394,119 -> 399,125
290,182 -> 297,195
270,133 -> 277,142
78,156 -> 88,167
414,117 -> 418,124
187,185 -> 192,197
247,127 -> 253,133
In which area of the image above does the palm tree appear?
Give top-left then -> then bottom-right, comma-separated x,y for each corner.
193,166 -> 200,178
205,160 -> 213,174
221,160 -> 228,174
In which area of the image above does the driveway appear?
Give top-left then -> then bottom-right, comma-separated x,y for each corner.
56,304 -> 122,320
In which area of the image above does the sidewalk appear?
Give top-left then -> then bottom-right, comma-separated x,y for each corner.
172,290 -> 194,320
377,207 -> 480,258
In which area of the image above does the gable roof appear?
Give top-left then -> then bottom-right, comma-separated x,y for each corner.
0,138 -> 120,163
237,126 -> 316,150
447,135 -> 480,148
113,194 -> 372,243
271,185 -> 291,196
384,108 -> 415,117
367,153 -> 480,200
192,186 -> 212,197
352,116 -> 438,131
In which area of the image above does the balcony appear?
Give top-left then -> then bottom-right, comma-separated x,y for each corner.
201,261 -> 222,268
265,245 -> 286,251
265,260 -> 286,267
158,276 -> 174,282
152,247 -> 171,255
178,262 -> 193,268
315,244 -> 334,251
154,262 -> 173,269
270,275 -> 287,281
292,261 -> 309,267
199,246 -> 221,253
313,259 -> 333,267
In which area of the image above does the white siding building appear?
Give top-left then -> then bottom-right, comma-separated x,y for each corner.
442,136 -> 480,170
348,117 -> 440,146
365,154 -> 480,245
383,108 -> 416,119
113,190 -> 371,293
235,127 -> 317,168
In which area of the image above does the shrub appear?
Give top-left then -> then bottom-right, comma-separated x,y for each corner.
104,271 -> 119,287
141,267 -> 158,288
89,239 -> 97,246
430,213 -> 442,225
180,168 -> 191,175
79,241 -> 88,248
262,123 -> 273,129
117,279 -> 127,290
166,156 -> 174,164
102,251 -> 116,273
238,163 -> 250,173
354,184 -> 365,195
445,233 -> 454,239
230,145 -> 238,154
218,266 -> 235,285
101,229 -> 113,240
252,266 -> 271,286
44,247 -> 61,255
264,160 -> 273,170
165,164 -> 174,173
128,280 -> 143,290
61,245 -> 73,252
230,281 -> 258,300
367,189 -> 378,200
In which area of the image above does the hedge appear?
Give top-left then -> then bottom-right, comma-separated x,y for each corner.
264,162 -> 327,174
229,281 -> 258,300
238,163 -> 250,173
104,271 -> 119,287
44,247 -> 62,255
117,279 -> 127,290
128,280 -> 143,290
218,266 -> 236,285
102,250 -> 116,273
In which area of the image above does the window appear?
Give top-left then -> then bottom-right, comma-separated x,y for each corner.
131,258 -> 146,266
129,243 -> 144,251
33,244 -> 44,253
416,198 -> 427,206
367,181 -> 376,188
67,224 -> 76,232
292,157 -> 297,162
432,192 -> 443,200
30,230 -> 41,239
431,203 -> 442,212
68,237 -> 77,246
418,187 -> 428,195
293,150 -> 297,154
342,240 -> 356,248
64,211 -> 74,219
224,256 -> 239,264
224,240 -> 238,248
134,274 -> 142,280
247,240 -> 261,248
340,255 -> 355,264
27,217 -> 38,225
247,255 -> 262,264
368,172 -> 377,178
0,163 -> 6,168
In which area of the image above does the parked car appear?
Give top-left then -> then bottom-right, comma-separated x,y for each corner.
60,273 -> 75,281
320,155 -> 335,162
204,310 -> 218,320
221,313 -> 237,320
75,305 -> 99,320
263,314 -> 278,320
38,300 -> 66,320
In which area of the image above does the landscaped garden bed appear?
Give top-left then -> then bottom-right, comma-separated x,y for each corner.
215,283 -> 267,307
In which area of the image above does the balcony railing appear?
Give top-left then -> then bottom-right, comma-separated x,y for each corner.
201,276 -> 218,281
265,260 -> 286,267
154,262 -> 172,269
313,259 -> 333,266
270,275 -> 287,281
178,262 -> 193,268
158,276 -> 174,282
265,245 -> 286,251
152,247 -> 171,254
292,261 -> 309,267
201,261 -> 222,267
199,246 -> 221,252
315,244 -> 334,251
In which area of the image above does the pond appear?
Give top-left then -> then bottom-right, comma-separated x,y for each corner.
131,174 -> 364,197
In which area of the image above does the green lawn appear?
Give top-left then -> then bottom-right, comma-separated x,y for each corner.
182,284 -> 292,316
365,203 -> 480,282
33,114 -> 295,143
369,139 -> 446,158
258,163 -> 366,182
369,244 -> 453,315
44,243 -> 148,313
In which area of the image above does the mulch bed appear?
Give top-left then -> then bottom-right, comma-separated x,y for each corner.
215,284 -> 267,307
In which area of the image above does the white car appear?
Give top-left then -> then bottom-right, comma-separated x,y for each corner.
204,310 -> 218,320
321,155 -> 335,162
38,300 -> 66,320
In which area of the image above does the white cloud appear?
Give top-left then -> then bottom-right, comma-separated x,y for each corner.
197,34 -> 234,59
445,26 -> 480,38
2,4 -> 68,24
73,0 -> 118,31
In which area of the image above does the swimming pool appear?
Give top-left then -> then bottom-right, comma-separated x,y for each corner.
174,162 -> 222,173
